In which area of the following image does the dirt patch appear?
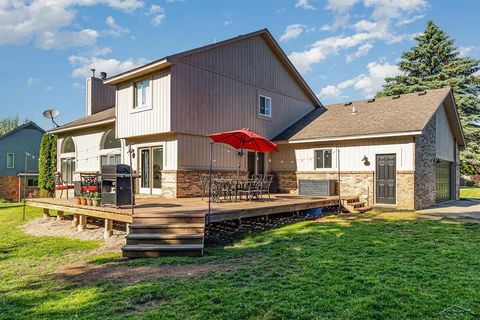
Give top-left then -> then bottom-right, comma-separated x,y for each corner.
54,261 -> 236,284
20,216 -> 126,253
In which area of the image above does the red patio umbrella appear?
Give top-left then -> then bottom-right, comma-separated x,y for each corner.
206,128 -> 278,213
208,128 -> 279,153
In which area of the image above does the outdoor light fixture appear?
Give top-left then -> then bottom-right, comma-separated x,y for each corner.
362,155 -> 370,166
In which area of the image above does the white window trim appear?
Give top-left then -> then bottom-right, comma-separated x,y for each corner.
6,153 -> 14,168
314,149 -> 333,170
258,95 -> 272,117
131,77 -> 153,113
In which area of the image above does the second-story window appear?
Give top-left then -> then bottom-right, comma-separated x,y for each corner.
259,95 -> 271,117
134,79 -> 151,109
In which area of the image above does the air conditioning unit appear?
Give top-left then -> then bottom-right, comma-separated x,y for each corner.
298,179 -> 337,196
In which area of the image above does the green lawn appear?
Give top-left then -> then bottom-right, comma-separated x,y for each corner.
460,186 -> 480,199
1,206 -> 480,319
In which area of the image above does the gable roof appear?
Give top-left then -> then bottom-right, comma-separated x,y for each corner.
274,87 -> 466,149
0,121 -> 45,141
49,107 -> 115,134
104,29 -> 321,107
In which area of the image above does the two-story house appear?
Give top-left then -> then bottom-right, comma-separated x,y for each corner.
0,122 -> 45,201
51,29 -> 465,210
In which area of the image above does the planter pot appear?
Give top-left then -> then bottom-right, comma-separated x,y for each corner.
80,197 -> 87,205
92,198 -> 100,207
87,198 -> 93,206
75,197 -> 81,205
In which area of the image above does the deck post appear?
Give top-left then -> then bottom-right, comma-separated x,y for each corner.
56,211 -> 64,221
43,208 -> 50,218
72,213 -> 79,227
78,215 -> 87,232
104,219 -> 113,239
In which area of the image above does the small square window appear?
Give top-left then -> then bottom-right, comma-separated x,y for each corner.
259,95 -> 271,117
134,79 -> 151,109
315,149 -> 332,169
6,153 -> 14,169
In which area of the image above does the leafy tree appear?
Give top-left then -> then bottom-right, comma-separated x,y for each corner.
0,115 -> 29,135
377,20 -> 480,175
38,133 -> 57,197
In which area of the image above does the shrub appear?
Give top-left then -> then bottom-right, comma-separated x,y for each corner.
38,133 -> 57,197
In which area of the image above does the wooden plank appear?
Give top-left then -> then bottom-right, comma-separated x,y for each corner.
26,200 -> 132,223
104,219 -> 113,239
43,208 -> 49,218
56,211 -> 64,221
78,215 -> 87,232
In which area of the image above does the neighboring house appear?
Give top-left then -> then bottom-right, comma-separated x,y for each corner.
50,28 -> 465,210
0,122 -> 45,201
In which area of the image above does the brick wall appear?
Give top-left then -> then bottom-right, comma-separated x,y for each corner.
273,171 -> 297,193
0,176 -> 19,202
414,116 -> 437,209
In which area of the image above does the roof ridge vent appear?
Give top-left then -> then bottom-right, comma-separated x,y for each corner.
392,95 -> 400,99
367,98 -> 375,103
344,102 -> 352,106
418,91 -> 427,96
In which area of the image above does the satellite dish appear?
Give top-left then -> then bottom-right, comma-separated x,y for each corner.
42,108 -> 60,127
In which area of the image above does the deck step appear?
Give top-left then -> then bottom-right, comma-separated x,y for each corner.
128,223 -> 205,235
133,212 -> 205,218
122,244 -> 203,258
356,206 -> 372,213
126,233 -> 204,245
348,201 -> 366,207
133,217 -> 205,224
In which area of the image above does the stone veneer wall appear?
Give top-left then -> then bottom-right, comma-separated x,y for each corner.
273,171 -> 298,193
414,115 -> 437,209
455,142 -> 460,200
396,171 -> 415,210
162,170 -> 249,198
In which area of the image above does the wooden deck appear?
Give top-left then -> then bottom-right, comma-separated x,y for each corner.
26,194 -> 357,258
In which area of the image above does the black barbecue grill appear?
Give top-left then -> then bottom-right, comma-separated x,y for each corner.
101,164 -> 135,207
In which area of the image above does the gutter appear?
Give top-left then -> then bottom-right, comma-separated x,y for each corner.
49,118 -> 115,134
277,130 -> 423,144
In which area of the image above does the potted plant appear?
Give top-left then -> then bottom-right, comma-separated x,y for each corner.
80,194 -> 88,205
85,192 -> 93,206
75,195 -> 82,205
91,192 -> 101,207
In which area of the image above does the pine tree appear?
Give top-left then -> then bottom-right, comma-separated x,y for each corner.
377,20 -> 480,175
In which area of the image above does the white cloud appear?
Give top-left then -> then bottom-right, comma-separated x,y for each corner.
295,0 -> 315,10
27,77 -> 39,86
0,0 -> 143,49
318,60 -> 402,100
148,4 -> 165,26
346,43 -> 373,62
105,16 -> 129,36
318,85 -> 344,99
68,54 -> 149,78
280,24 -> 306,43
320,14 -> 349,32
166,0 -> 184,2
326,0 -> 358,13
458,46 -> 474,58
397,14 -> 424,26
36,29 -> 99,49
363,0 -> 427,21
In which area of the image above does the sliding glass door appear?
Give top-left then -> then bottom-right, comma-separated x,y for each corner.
139,146 -> 163,195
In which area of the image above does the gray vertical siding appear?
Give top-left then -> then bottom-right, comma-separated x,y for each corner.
0,125 -> 44,176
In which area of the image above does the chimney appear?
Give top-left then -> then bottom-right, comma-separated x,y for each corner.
85,71 -> 115,116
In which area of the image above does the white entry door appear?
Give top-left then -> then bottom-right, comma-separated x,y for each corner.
139,146 -> 163,195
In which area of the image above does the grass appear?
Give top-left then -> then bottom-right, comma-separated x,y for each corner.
460,186 -> 480,199
1,206 -> 480,319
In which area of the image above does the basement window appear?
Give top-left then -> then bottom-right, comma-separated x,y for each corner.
259,95 -> 271,117
6,153 -> 14,169
314,149 -> 332,169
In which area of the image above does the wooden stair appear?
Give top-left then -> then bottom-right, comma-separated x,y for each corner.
341,197 -> 372,214
122,213 -> 205,258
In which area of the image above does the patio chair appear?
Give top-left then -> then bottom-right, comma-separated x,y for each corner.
259,175 -> 274,200
238,178 -> 263,201
201,175 -> 211,200
54,172 -> 74,199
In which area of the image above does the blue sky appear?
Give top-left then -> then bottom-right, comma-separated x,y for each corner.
1,0 -> 479,130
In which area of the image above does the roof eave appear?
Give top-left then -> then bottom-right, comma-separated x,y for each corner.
282,130 -> 423,144
103,59 -> 173,85
49,118 -> 115,134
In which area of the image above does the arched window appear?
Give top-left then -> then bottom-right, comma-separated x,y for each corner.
101,130 -> 121,150
61,137 -> 75,153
